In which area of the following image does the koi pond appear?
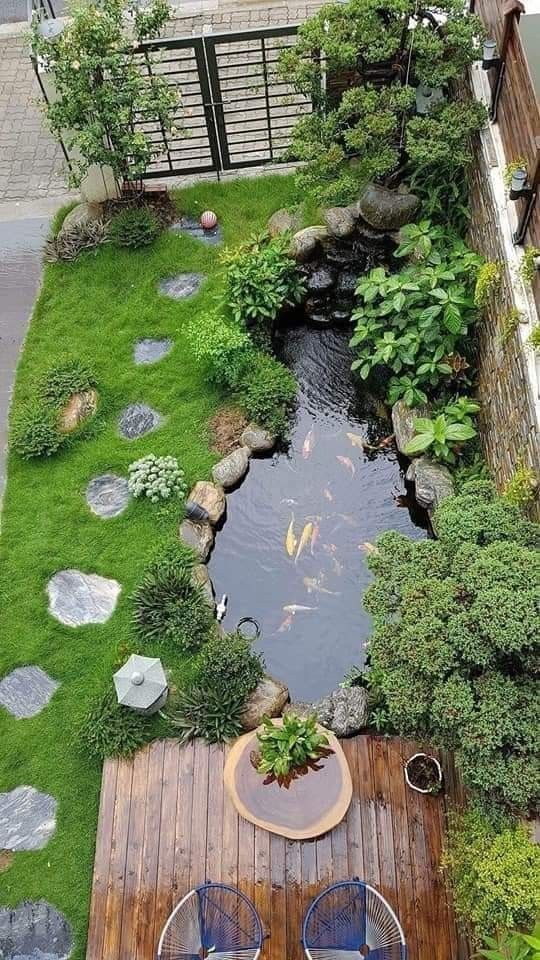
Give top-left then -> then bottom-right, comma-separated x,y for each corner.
208,321 -> 429,700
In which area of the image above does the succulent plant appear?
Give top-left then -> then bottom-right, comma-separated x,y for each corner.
128,454 -> 186,503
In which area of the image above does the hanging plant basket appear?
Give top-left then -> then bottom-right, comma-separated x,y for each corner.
404,752 -> 443,795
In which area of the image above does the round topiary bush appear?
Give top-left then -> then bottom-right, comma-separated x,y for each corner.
195,630 -> 265,702
108,206 -> 161,248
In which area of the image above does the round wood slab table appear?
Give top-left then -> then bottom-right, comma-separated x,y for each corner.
223,722 -> 353,840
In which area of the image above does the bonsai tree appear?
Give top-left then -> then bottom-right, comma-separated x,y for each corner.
255,713 -> 332,784
278,0 -> 486,204
31,0 -> 180,190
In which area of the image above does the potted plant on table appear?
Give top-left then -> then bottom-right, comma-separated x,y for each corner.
252,712 -> 333,787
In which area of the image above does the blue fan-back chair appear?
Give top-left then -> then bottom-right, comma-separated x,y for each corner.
302,880 -> 407,960
157,882 -> 263,960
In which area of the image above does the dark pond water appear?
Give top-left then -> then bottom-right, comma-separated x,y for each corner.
208,320 -> 428,700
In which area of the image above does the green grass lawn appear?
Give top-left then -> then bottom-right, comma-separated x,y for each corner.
0,173 -> 300,957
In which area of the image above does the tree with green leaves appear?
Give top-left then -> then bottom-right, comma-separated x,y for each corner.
31,0 -> 179,188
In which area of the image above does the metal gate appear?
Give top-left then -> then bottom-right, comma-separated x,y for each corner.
133,26 -> 311,179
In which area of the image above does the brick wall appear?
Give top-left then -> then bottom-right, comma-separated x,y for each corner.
467,132 -> 540,520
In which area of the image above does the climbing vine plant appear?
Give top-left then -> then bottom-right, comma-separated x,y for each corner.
31,0 -> 179,187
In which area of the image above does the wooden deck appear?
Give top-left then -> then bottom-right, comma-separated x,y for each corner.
86,736 -> 466,960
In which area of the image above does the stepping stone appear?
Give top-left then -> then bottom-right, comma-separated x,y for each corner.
47,570 -> 121,627
170,216 -> 223,246
0,787 -> 57,851
158,272 -> 205,300
0,900 -> 73,960
0,666 -> 59,719
118,403 -> 164,440
133,338 -> 173,365
86,474 -> 130,519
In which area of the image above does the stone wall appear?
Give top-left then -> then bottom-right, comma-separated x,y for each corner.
467,128 -> 540,520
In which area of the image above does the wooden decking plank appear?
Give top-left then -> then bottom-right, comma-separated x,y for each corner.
86,758 -> 119,960
384,737 -> 419,960
221,744 -> 239,888
119,745 -> 150,960
370,737 -> 399,907
189,738 -> 210,888
269,833 -> 287,960
355,736 -> 380,887
153,740 -> 181,952
100,757 -> 134,960
254,825 -> 271,943
205,742 -> 225,885
285,837 -> 303,960
173,739 -> 195,901
404,742 -> 439,960
237,817 -> 256,905
421,752 -> 453,960
342,738 -> 364,881
136,739 -> 166,960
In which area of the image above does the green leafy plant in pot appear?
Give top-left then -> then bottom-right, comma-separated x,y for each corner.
254,713 -> 332,786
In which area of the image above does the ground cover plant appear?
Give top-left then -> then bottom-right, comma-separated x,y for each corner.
0,172 -> 300,959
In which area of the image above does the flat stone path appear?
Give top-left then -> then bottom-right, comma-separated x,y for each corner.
0,666 -> 59,719
133,338 -> 173,365
170,216 -> 222,245
47,569 -> 121,626
86,474 -> 130,518
0,900 -> 73,960
118,402 -> 164,440
158,272 -> 205,300
0,786 -> 57,851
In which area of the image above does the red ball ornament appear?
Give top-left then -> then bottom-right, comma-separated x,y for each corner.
200,210 -> 218,230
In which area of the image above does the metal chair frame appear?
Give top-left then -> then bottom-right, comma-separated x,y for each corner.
157,881 -> 264,960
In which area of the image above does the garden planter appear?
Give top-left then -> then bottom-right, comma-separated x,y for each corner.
223,721 -> 352,839
404,752 -> 443,795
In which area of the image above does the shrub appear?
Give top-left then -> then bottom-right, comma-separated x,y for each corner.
132,543 -> 214,653
222,233 -> 305,329
11,405 -> 64,460
11,358 -> 98,460
240,352 -> 297,437
108,207 -> 161,248
128,454 -> 186,502
406,99 -> 487,178
350,240 -> 482,402
256,712 -> 330,780
443,809 -> 540,938
166,683 -> 245,743
528,324 -> 540,353
405,398 -> 479,465
519,246 -> 540,285
195,630 -> 265,702
363,482 -> 540,814
77,690 -> 156,760
44,218 -> 108,261
37,358 -> 97,406
186,310 -> 253,389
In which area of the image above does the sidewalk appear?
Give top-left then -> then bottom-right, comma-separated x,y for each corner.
0,0 -> 321,207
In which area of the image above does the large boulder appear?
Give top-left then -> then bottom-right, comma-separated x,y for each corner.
240,674 -> 289,730
187,480 -> 226,526
407,457 -> 454,512
357,183 -> 419,231
191,563 -> 215,608
240,423 -> 276,454
267,208 -> 301,237
58,201 -> 103,239
289,226 -> 329,262
179,520 -> 214,561
316,686 -> 369,737
212,446 -> 250,489
57,388 -> 98,433
323,206 -> 356,239
391,400 -> 430,456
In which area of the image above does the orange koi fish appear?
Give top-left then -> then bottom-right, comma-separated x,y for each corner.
336,455 -> 355,477
302,428 -> 315,459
